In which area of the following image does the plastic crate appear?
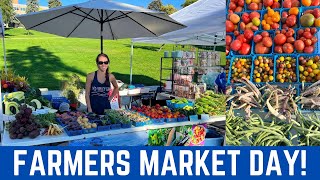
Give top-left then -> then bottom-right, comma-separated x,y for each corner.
295,28 -> 320,55
165,118 -> 177,123
42,94 -> 52,101
166,100 -> 173,109
300,7 -> 320,28
260,9 -> 281,31
201,114 -> 210,120
152,118 -> 165,124
172,102 -> 188,109
227,55 -> 253,84
189,115 -> 199,121
238,10 -> 263,33
55,118 -> 64,126
226,33 -> 234,57
282,0 -> 301,8
297,54 -> 320,83
51,97 -> 69,110
245,4 -> 263,12
132,121 -> 145,127
204,129 -> 224,146
274,54 -> 299,83
280,8 -> 300,30
98,125 -> 111,131
111,123 -> 121,129
121,122 -> 132,128
65,129 -> 82,136
177,116 -> 189,122
82,127 -> 97,134
226,0 -> 245,13
251,30 -> 275,55
250,54 -> 276,83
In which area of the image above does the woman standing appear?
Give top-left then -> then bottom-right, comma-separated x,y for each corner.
85,53 -> 119,115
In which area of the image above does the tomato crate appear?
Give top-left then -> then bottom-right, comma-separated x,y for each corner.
295,27 -> 320,55
297,54 -> 320,83
274,54 -> 299,83
250,54 -> 276,83
226,33 -> 234,57
280,8 -> 301,30
238,10 -> 263,32
152,118 -> 165,124
282,0 -> 301,8
251,30 -> 275,55
260,9 -> 281,31
227,55 -> 254,84
245,3 -> 263,12
299,6 -> 320,28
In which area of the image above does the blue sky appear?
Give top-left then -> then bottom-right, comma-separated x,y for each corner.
19,0 -> 185,9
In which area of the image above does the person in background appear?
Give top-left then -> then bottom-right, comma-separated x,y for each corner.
215,71 -> 226,94
85,53 -> 119,115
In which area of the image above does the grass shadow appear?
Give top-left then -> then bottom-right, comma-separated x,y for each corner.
6,46 -> 87,90
112,72 -> 160,86
124,44 -> 162,51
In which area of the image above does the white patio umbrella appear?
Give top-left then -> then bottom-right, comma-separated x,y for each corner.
16,0 -> 186,53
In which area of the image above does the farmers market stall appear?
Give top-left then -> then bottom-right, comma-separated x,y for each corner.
226,0 -> 320,146
0,79 -> 226,146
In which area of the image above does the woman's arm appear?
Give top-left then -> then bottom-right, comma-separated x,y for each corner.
109,74 -> 119,101
85,73 -> 94,112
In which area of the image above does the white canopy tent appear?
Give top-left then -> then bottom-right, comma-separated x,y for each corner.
129,0 -> 226,83
132,0 -> 226,46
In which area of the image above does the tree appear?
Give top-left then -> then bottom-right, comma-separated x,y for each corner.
161,5 -> 177,15
0,0 -> 15,24
147,0 -> 163,11
48,0 -> 62,8
26,0 -> 39,14
181,0 -> 198,8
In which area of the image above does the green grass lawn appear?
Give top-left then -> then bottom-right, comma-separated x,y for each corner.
0,28 -> 225,90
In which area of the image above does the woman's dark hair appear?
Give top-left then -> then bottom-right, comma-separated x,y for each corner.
96,53 -> 110,85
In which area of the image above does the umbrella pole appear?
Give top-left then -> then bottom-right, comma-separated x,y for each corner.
130,41 -> 133,84
100,9 -> 103,53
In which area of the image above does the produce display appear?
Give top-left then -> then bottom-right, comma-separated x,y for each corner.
230,57 -> 252,83
226,76 -> 320,146
8,105 -> 41,139
43,124 -> 63,136
253,56 -> 274,82
227,0 -> 320,145
194,91 -> 226,116
273,28 -> 295,54
297,81 -> 320,109
298,55 -> 320,82
227,0 -> 320,84
253,31 -> 273,54
275,55 -> 297,82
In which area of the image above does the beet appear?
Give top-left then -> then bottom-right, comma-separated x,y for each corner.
24,108 -> 32,116
29,130 -> 40,139
10,133 -> 17,139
